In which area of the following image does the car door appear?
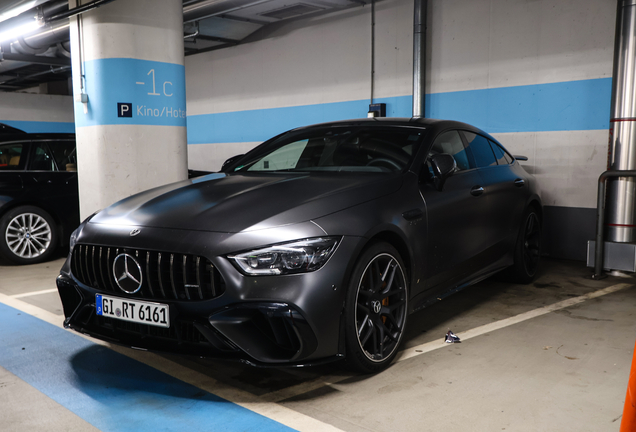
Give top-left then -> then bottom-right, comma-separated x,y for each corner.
22,140 -> 79,234
419,129 -> 492,292
460,131 -> 526,261
0,141 -> 27,209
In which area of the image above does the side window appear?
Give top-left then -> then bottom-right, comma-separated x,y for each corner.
48,141 -> 77,171
428,130 -> 470,171
489,139 -> 513,165
247,139 -> 308,171
0,143 -> 24,170
30,143 -> 56,171
463,132 -> 497,168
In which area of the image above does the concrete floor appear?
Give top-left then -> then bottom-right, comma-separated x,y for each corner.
0,254 -> 634,432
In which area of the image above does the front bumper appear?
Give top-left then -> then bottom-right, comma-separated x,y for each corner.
56,227 -> 358,366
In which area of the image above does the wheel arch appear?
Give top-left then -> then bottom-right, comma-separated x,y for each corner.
0,199 -> 69,246
345,227 -> 414,290
528,199 -> 543,222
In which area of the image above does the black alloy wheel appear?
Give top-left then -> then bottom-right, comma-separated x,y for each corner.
508,208 -> 541,284
345,242 -> 408,373
0,206 -> 58,265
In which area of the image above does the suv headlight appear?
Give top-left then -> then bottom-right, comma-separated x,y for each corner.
228,237 -> 340,276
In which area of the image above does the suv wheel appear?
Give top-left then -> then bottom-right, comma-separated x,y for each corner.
0,206 -> 58,264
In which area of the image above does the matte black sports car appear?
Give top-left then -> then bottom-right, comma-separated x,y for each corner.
56,118 -> 541,373
0,124 -> 79,264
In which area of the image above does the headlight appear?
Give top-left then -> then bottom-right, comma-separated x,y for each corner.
228,237 -> 340,276
69,209 -> 101,250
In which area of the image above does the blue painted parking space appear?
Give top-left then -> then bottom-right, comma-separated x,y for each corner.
0,303 -> 296,432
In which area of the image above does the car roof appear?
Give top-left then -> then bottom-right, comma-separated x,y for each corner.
0,123 -> 75,142
0,133 -> 76,143
292,117 -> 490,136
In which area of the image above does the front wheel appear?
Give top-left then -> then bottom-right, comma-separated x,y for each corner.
0,206 -> 58,265
344,242 -> 408,374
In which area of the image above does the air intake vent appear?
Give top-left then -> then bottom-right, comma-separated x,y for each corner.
260,3 -> 323,19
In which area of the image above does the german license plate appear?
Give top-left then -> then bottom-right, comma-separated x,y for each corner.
96,294 -> 170,328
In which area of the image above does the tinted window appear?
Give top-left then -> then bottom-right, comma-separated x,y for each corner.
0,143 -> 24,170
489,139 -> 513,165
428,130 -> 469,171
48,141 -> 77,171
463,132 -> 497,168
239,128 -> 422,173
31,143 -> 56,171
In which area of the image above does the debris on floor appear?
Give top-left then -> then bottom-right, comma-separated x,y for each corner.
444,330 -> 461,343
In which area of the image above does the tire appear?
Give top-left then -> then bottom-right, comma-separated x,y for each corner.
0,206 -> 58,265
344,242 -> 409,374
506,207 -> 541,284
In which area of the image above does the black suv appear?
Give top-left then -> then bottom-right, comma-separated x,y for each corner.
0,123 -> 79,264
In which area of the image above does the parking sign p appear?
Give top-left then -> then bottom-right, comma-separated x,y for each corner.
118,102 -> 132,118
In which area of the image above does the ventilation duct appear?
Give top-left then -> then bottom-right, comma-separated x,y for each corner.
260,4 -> 323,19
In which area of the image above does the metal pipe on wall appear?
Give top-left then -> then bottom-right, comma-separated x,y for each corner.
412,0 -> 426,118
370,0 -> 375,105
606,0 -> 636,243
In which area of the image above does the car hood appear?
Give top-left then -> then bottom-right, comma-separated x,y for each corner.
89,172 -> 402,233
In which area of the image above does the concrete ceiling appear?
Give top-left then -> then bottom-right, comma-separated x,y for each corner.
0,0 -> 367,92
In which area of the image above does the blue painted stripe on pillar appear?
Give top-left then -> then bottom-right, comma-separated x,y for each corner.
0,120 -> 75,134
186,78 -> 611,144
0,303 -> 296,432
75,58 -> 187,128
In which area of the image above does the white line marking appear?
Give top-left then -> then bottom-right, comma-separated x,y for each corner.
135,82 -> 145,85
395,282 -> 633,362
260,283 -> 634,402
11,288 -> 58,299
0,283 -> 630,425
0,291 -> 344,432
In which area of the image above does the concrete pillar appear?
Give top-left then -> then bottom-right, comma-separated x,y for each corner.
70,0 -> 187,220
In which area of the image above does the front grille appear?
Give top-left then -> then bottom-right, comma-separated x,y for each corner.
71,244 -> 225,301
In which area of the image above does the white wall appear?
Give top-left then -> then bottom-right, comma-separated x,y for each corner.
427,0 -> 615,209
186,0 -> 615,220
0,92 -> 74,132
185,0 -> 412,170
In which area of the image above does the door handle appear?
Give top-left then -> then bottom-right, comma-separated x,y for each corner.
402,208 -> 424,221
514,178 -> 525,187
470,186 -> 484,196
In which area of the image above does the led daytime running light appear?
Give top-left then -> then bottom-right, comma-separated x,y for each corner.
228,237 -> 340,276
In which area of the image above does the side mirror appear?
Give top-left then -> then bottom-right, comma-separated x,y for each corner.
221,154 -> 245,172
430,153 -> 456,191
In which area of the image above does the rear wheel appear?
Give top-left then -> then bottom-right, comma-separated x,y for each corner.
507,207 -> 541,283
344,242 -> 408,373
0,206 -> 58,265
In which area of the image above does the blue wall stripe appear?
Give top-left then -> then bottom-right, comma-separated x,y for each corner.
426,78 -> 612,134
187,78 -> 612,145
187,96 -> 411,144
0,120 -> 75,134
0,303 -> 296,432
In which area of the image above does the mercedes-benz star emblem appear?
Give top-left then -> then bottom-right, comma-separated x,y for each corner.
113,253 -> 143,294
372,300 -> 382,314
130,228 -> 141,236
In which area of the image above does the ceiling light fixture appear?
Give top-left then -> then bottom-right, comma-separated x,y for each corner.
0,1 -> 38,24
0,18 -> 42,43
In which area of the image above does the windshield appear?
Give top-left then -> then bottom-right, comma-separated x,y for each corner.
234,127 -> 424,173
